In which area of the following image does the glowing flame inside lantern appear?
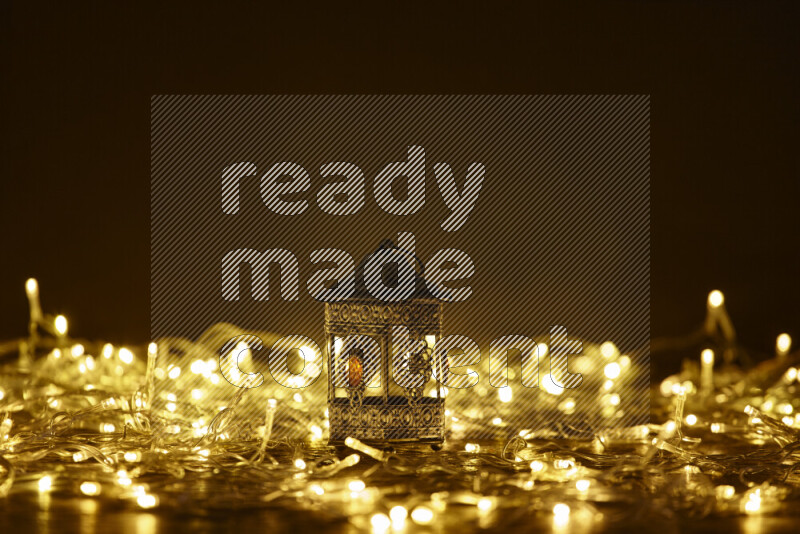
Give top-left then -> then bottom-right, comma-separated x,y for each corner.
347,355 -> 363,388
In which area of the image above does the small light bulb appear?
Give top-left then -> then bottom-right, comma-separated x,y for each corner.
777,333 -> 792,355
576,479 -> 591,492
348,480 -> 366,492
410,506 -> 434,525
26,278 -> 38,295
119,348 -> 134,364
54,315 -> 68,336
785,368 -> 798,382
555,458 -> 575,470
744,491 -> 761,514
389,506 -> 407,525
465,443 -> 480,453
38,476 -> 53,493
708,290 -> 724,308
604,362 -> 621,379
701,349 -> 714,365
717,485 -> 735,500
542,375 -> 564,396
600,341 -> 618,359
117,472 -> 132,487
370,513 -> 391,532
477,498 -> 493,512
80,481 -> 101,496
498,387 -> 513,403
137,494 -> 158,509
553,503 -> 570,519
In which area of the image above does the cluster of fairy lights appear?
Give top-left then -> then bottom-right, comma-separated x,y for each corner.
0,280 -> 798,530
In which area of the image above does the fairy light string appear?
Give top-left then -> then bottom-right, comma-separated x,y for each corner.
0,282 -> 798,529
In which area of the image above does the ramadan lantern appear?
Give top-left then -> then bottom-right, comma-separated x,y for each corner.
325,240 -> 446,443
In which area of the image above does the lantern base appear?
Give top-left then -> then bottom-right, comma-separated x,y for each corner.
328,396 -> 445,443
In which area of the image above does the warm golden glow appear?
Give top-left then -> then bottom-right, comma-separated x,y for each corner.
54,315 -> 68,336
600,341 -> 618,359
370,513 -> 391,532
80,481 -> 101,496
347,355 -> 363,387
604,362 -> 621,379
137,494 -> 158,509
553,503 -> 570,520
118,347 -> 134,364
38,475 -> 53,493
542,375 -> 564,395
777,333 -> 791,355
410,506 -> 434,525
348,479 -> 366,492
389,506 -> 407,526
708,290 -> 724,308
25,278 -> 38,295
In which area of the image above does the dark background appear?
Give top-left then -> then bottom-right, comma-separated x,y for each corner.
1,1 -> 797,380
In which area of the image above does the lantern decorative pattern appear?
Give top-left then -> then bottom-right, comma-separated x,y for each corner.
325,241 -> 446,443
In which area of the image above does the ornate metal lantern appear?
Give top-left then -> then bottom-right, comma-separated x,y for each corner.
325,240 -> 445,443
